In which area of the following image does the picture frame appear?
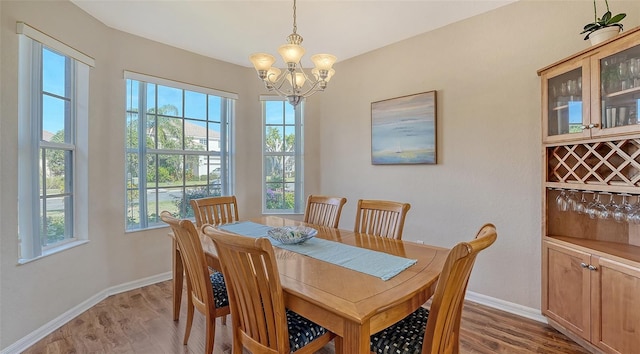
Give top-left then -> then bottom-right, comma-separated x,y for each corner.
371,91 -> 437,165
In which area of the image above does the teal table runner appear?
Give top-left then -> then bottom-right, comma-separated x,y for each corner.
219,221 -> 417,281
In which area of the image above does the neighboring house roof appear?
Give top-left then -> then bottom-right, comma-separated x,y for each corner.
42,130 -> 54,142
184,121 -> 220,140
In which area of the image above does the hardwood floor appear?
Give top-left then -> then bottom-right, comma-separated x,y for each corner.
23,280 -> 589,354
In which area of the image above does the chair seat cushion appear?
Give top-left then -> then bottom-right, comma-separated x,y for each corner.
370,307 -> 429,354
286,309 -> 328,352
209,271 -> 229,308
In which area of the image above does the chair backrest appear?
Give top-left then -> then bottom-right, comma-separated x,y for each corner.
204,226 -> 290,353
422,223 -> 497,354
190,196 -> 239,227
160,211 -> 215,315
354,199 -> 411,239
303,195 -> 347,228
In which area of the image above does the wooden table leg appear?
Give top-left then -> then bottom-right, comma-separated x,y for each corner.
172,239 -> 183,321
340,320 -> 369,354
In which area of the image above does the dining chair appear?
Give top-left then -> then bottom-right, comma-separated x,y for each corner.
203,226 -> 335,354
354,199 -> 411,239
160,211 -> 230,354
190,195 -> 239,227
369,223 -> 498,354
303,194 -> 347,228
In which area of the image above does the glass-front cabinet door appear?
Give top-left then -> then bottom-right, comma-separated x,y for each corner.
542,59 -> 590,143
590,35 -> 640,138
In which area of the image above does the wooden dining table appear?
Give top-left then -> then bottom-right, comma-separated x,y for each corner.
170,216 -> 449,354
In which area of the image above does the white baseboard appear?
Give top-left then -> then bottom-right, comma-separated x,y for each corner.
466,291 -> 548,324
0,272 -> 172,354
2,275 -> 544,354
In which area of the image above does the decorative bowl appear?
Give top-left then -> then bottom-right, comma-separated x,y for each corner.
267,226 -> 317,245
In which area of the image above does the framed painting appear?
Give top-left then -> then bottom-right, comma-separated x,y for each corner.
371,91 -> 437,165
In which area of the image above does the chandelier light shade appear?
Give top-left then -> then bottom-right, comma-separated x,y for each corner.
249,0 -> 336,106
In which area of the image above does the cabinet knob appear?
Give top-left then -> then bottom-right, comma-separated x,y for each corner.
580,125 -> 588,130
588,265 -> 597,271
580,262 -> 589,268
588,123 -> 599,129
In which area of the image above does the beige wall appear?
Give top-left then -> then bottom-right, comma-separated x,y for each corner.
321,0 -> 640,308
0,0 -> 317,348
2,0 -> 640,351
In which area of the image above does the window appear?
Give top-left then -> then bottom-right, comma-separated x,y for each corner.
262,98 -> 304,213
125,72 -> 236,231
17,23 -> 93,261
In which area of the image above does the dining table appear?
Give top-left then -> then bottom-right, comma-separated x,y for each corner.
170,216 -> 449,354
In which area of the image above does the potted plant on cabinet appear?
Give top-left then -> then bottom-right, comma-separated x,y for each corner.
580,0 -> 626,45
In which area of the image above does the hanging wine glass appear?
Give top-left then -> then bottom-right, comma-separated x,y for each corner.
600,193 -> 617,220
613,194 -> 632,223
556,189 -> 569,212
628,195 -> 640,224
575,192 -> 588,215
567,190 -> 579,211
586,192 -> 601,219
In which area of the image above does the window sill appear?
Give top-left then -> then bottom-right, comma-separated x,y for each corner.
18,239 -> 89,265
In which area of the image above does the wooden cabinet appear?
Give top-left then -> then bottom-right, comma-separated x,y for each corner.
540,26 -> 640,354
543,238 -> 640,353
540,27 -> 640,143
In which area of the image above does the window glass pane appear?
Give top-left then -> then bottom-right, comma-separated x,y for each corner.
184,119 -> 208,151
160,187 -> 182,217
146,115 -> 157,149
185,91 -> 206,119
157,154 -> 183,187
146,188 -> 160,225
284,126 -> 296,152
208,122 -> 221,152
157,85 -> 183,117
284,183 -> 296,210
265,126 -> 284,152
146,83 -> 156,112
185,154 -> 205,184
43,196 -> 68,246
157,116 -> 184,150
126,112 -> 139,148
126,79 -> 139,112
146,154 -> 157,188
184,186 -> 209,217
284,104 -> 295,124
284,156 -> 295,182
126,188 -> 140,229
266,183 -> 284,209
42,95 -> 68,140
42,148 -> 70,195
42,48 -> 67,97
265,156 -> 284,183
266,101 -> 284,125
208,96 -> 221,122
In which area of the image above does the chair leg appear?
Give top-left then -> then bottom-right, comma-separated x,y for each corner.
184,291 -> 194,345
205,313 -> 216,354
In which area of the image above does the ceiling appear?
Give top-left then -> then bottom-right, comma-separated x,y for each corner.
70,0 -> 517,68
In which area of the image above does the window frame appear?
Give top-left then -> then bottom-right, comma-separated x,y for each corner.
124,72 -> 237,231
261,97 -> 304,214
17,22 -> 93,262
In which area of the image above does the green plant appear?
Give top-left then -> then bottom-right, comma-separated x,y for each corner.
580,0 -> 626,40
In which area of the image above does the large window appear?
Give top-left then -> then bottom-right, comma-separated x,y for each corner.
17,23 -> 93,261
125,73 -> 236,230
262,98 -> 304,213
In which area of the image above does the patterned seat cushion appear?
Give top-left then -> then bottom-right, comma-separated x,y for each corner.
370,307 -> 429,354
209,271 -> 229,308
286,309 -> 328,352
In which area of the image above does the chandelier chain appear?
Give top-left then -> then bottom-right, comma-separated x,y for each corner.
292,0 -> 297,34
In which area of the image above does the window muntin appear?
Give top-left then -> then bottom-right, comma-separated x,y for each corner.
262,99 -> 303,213
125,76 -> 234,230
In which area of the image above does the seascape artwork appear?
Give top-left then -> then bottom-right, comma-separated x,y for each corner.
371,91 -> 436,165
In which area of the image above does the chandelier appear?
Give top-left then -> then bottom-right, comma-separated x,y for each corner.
249,0 -> 336,106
